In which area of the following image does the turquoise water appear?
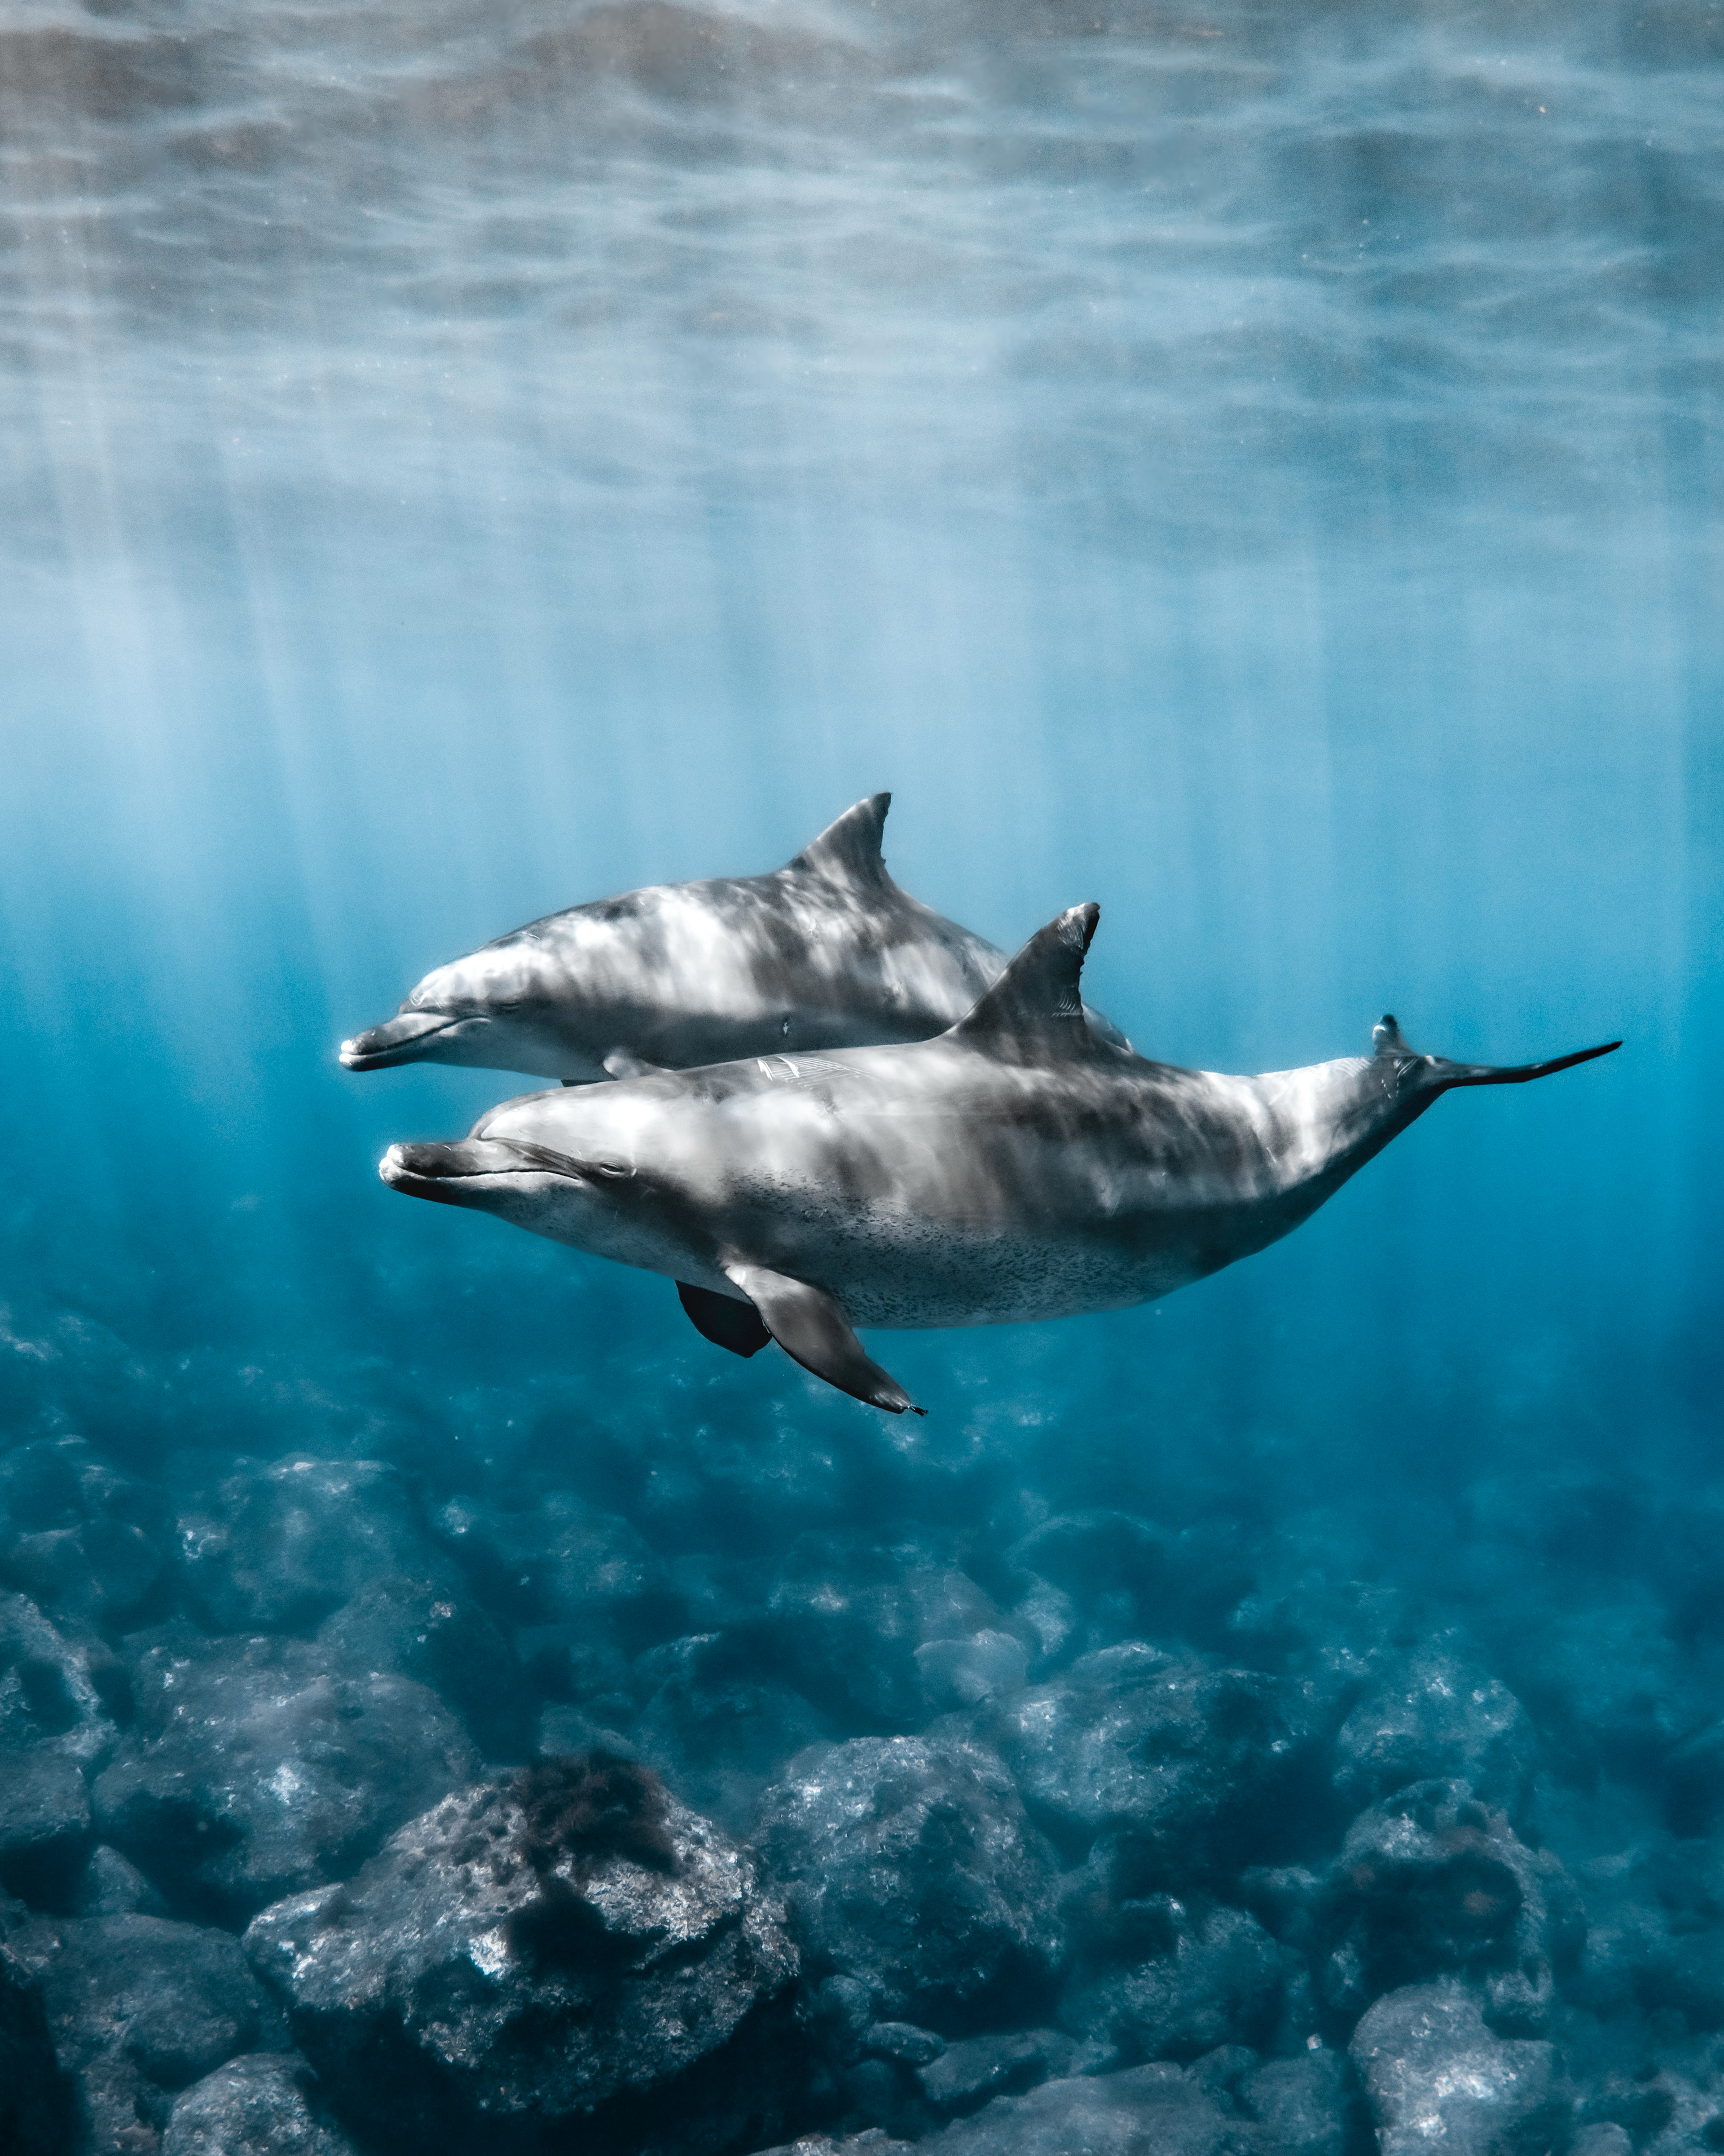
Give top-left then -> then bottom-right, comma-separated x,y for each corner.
0,1 -> 1720,2147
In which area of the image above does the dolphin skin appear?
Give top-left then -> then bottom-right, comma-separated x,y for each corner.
378,904 -> 1618,1415
341,794 -> 1126,1083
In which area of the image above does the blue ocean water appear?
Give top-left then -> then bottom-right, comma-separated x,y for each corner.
0,0 -> 1720,2148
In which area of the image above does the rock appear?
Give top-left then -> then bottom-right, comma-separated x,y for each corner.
915,1632 -> 1028,1712
931,2062 -> 1241,2155
0,1590 -> 123,1765
434,1490 -> 682,1645
1350,1981 -> 1568,2156
93,1634 -> 477,1923
751,2137 -> 913,2156
1331,1642 -> 1537,1815
761,1540 -> 1002,1731
1664,1718 -> 1724,1839
175,1457 -> 436,1634
1059,1880 -> 1289,2065
917,2028 -> 1078,2117
753,1734 -> 1061,2029
0,1437 -> 169,1630
0,1746 -> 91,1907
1245,2046 -> 1359,2156
996,1644 -> 1316,1874
1570,2129 -> 1632,2156
243,1756 -> 800,2156
316,1572 -> 535,1760
1223,1550 -> 1406,1723
1511,1601 -> 1689,1786
1315,1781 -> 1585,2032
632,1631 -> 833,1827
0,1939 -> 75,2155
863,2021 -> 945,2065
1569,1839 -> 1724,2035
7,1911 -> 276,2155
1005,1512 -> 1183,1648
162,2054 -> 359,2156
75,1843 -> 170,1918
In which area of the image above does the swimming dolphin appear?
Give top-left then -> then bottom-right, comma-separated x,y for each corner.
340,794 -> 1126,1082
377,904 -> 1618,1415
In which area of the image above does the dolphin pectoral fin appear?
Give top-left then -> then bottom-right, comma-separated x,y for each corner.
721,1261 -> 924,1416
677,1281 -> 771,1358
786,794 -> 892,889
603,1049 -> 668,1081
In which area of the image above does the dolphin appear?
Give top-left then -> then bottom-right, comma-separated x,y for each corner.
340,793 -> 1126,1082
377,904 -> 1619,1415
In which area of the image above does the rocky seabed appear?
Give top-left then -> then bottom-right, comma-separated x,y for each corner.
2,1429 -> 1722,2156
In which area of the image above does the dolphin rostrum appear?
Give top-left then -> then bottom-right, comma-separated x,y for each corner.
378,904 -> 1618,1415
341,794 -> 1126,1083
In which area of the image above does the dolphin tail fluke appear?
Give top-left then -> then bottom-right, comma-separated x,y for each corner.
1372,1013 -> 1621,1090
721,1259 -> 924,1415
1438,1039 -> 1622,1087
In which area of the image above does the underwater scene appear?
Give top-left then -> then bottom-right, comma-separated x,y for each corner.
0,0 -> 1720,2150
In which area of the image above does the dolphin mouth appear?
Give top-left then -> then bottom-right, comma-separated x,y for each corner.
379,1138 -> 590,1205
340,1010 -> 469,1071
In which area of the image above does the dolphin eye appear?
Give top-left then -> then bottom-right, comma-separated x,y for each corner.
585,1160 -> 633,1184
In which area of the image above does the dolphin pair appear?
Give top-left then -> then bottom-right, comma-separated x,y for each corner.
341,794 -> 1126,1083
378,900 -> 1618,1415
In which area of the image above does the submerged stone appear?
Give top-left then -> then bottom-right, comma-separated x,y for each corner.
0,1937 -> 75,2156
243,1757 -> 800,2156
1059,1890 -> 1289,2066
1332,1643 -> 1537,1816
996,1644 -> 1316,1874
5,1910 -> 277,2156
162,2054 -> 359,2156
93,1634 -> 477,1923
175,1456 -> 437,1634
1315,1780 -> 1585,2032
1350,1980 -> 1568,2156
753,1733 -> 1062,2029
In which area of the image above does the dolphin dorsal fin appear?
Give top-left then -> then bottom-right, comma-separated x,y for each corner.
951,903 -> 1100,1058
787,793 -> 891,887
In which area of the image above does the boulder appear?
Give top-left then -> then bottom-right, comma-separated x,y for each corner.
1243,2047 -> 1360,2156
316,1573 -> 535,1760
0,1938 -> 75,2155
0,1438 -> 169,1631
631,1632 -> 833,1827
1350,1981 -> 1568,2156
244,1755 -> 800,2156
1058,1873 -> 1289,2065
760,1540 -> 1002,1732
915,1632 -> 1028,1713
1315,1781 -> 1585,2032
916,2028 -> 1079,2117
75,1844 -> 170,1918
0,1590 -> 123,1764
175,1457 -> 436,1634
0,1746 -> 92,1907
93,1634 -> 477,1922
163,2054 -> 359,2156
930,2062 -> 1242,2155
752,1733 -> 1061,2029
1006,1510 -> 1253,1657
433,1490 -> 683,1645
1331,1643 -> 1537,1815
996,1643 -> 1316,1874
1569,1838 -> 1724,2035
6,1911 -> 276,2156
